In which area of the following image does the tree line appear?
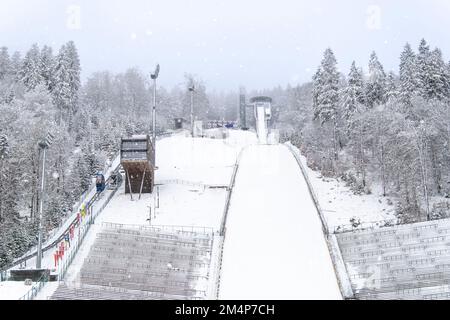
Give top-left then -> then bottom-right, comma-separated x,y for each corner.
280,39 -> 450,224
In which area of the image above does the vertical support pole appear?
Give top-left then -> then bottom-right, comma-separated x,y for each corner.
36,147 -> 47,269
190,89 -> 194,137
139,170 -> 146,200
126,169 -> 133,201
152,77 -> 157,157
157,186 -> 160,208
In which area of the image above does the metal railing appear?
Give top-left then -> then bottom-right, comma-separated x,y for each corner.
101,222 -> 214,237
58,173 -> 123,281
3,160 -> 122,274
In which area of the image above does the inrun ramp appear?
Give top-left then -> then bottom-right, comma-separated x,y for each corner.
219,144 -> 342,299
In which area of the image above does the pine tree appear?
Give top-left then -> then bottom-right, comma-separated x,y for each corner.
417,39 -> 433,99
428,48 -> 449,101
0,134 -> 8,159
313,48 -> 341,161
52,42 -> 81,123
64,41 -> 81,112
19,43 -> 43,91
386,71 -> 399,102
0,47 -> 10,80
40,45 -> 55,92
313,48 -> 340,124
365,51 -> 387,108
9,51 -> 22,80
341,61 -> 365,124
399,43 -> 418,106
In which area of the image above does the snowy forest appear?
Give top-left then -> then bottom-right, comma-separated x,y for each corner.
1,38 -> 450,269
277,39 -> 450,227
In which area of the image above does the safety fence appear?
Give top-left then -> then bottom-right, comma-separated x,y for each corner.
58,173 -> 123,282
156,179 -> 207,190
101,222 -> 214,237
3,162 -> 121,275
15,173 -> 123,300
332,218 -> 402,234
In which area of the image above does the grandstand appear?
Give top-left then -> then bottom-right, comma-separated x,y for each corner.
51,223 -> 216,300
336,218 -> 450,300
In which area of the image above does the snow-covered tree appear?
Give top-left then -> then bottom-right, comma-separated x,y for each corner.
0,47 -> 10,80
365,51 -> 387,108
19,43 -> 43,91
386,71 -> 399,102
52,42 -> 81,123
427,48 -> 449,101
9,51 -> 22,80
312,48 -> 341,162
341,61 -> 365,124
399,43 -> 418,107
182,74 -> 211,121
40,45 -> 55,92
313,48 -> 340,124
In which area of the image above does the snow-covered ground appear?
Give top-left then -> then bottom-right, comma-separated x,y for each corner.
0,281 -> 38,300
288,144 -> 396,231
219,144 -> 342,300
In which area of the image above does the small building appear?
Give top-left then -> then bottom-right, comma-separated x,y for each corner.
174,118 -> 186,130
120,135 -> 155,194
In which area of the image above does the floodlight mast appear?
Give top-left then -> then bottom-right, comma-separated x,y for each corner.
189,85 -> 195,137
36,132 -> 54,269
150,64 -> 160,161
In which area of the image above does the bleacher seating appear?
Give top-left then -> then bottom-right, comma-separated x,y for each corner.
336,218 -> 450,300
51,224 -> 214,300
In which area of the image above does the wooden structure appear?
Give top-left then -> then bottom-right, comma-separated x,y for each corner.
120,135 -> 155,195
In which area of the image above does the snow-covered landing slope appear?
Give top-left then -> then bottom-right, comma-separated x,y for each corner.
219,144 -> 342,300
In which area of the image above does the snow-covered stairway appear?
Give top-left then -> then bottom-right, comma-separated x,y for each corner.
51,223 -> 214,300
336,218 -> 450,300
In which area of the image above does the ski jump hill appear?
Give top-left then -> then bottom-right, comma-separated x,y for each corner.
218,144 -> 342,299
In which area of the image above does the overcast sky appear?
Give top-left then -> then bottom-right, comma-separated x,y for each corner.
1,0 -> 450,91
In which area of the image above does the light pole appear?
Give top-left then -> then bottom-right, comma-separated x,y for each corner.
36,132 -> 54,269
150,64 -> 160,147
189,85 -> 195,137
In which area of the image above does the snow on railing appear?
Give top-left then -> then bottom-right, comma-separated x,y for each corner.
101,222 -> 214,236
155,179 -> 228,190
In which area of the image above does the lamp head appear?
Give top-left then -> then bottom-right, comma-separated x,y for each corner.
151,64 -> 160,80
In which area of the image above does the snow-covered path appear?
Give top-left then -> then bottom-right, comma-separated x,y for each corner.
219,144 -> 342,300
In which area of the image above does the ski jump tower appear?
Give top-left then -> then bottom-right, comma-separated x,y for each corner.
250,96 -> 272,144
120,135 -> 155,195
